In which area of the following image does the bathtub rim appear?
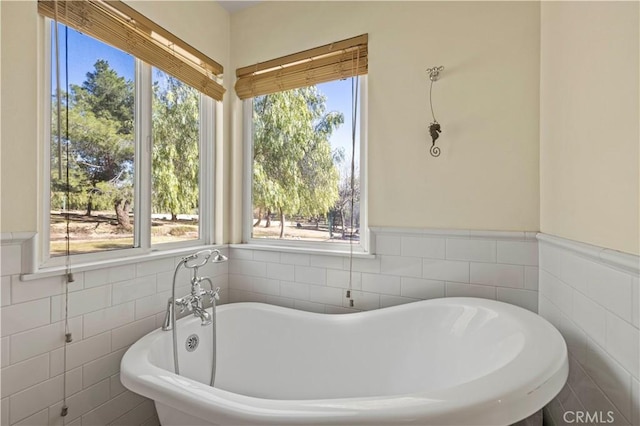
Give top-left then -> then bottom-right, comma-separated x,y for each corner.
121,297 -> 569,425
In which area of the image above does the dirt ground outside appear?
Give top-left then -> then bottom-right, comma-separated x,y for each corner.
50,213 -> 358,256
49,211 -> 198,256
251,219 -> 358,243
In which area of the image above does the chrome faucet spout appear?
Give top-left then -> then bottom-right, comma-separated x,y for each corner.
193,305 -> 212,326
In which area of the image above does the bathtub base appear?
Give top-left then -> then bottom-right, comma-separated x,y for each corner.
155,402 -> 543,426
156,403 -> 218,426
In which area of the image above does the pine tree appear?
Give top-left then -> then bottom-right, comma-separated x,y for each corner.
52,60 -> 135,229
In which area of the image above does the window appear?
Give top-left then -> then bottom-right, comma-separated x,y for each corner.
237,35 -> 368,252
151,68 -> 202,246
43,18 -> 217,264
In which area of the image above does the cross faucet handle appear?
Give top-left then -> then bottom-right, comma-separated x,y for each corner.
174,297 -> 190,313
205,287 -> 221,302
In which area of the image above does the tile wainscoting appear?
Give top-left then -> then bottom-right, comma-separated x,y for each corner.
0,235 -> 228,426
537,234 -> 639,426
3,227 -> 636,426
229,228 -> 540,315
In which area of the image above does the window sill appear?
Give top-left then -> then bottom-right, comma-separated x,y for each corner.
20,243 -> 226,281
229,243 -> 375,259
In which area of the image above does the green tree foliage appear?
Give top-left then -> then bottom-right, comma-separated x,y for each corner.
51,60 -> 134,228
253,86 -> 342,238
50,91 -> 90,211
151,71 -> 200,221
73,59 -> 134,135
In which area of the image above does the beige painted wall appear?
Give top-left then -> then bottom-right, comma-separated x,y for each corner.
4,1 -> 637,254
1,1 -> 39,233
229,1 -> 541,241
540,2 -> 639,255
0,1 -> 231,241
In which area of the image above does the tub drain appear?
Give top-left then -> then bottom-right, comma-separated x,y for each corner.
185,334 -> 199,352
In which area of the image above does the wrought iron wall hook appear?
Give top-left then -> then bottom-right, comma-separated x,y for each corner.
427,66 -> 444,157
427,66 -> 444,82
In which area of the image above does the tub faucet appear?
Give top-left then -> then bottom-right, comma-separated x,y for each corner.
163,278 -> 221,329
173,280 -> 220,326
173,294 -> 212,326
162,249 -> 227,331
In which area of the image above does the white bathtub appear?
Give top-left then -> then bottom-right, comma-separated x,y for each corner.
121,297 -> 568,426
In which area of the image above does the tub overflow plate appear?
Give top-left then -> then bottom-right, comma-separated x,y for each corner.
185,334 -> 199,352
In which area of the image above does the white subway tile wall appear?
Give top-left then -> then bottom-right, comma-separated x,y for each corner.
0,241 -> 228,426
229,230 -> 539,314
538,238 -> 639,426
16,230 -> 629,426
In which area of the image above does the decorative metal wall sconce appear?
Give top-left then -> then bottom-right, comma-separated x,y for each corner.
427,66 -> 444,157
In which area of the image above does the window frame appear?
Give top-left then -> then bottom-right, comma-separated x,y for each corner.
40,18 -> 216,269
242,77 -> 369,254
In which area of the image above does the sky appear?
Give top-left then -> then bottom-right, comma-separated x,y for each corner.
54,24 -> 360,170
53,24 -> 135,88
316,79 -> 361,172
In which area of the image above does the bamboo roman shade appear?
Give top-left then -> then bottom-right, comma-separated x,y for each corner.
38,0 -> 225,101
235,34 -> 368,100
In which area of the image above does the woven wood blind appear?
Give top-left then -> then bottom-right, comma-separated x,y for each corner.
235,34 -> 368,100
38,0 -> 225,101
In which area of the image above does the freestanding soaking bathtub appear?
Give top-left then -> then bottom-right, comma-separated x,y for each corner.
121,297 -> 568,426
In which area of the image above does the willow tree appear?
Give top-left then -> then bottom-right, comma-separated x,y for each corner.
334,168 -> 361,238
253,86 -> 343,238
152,73 -> 200,221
